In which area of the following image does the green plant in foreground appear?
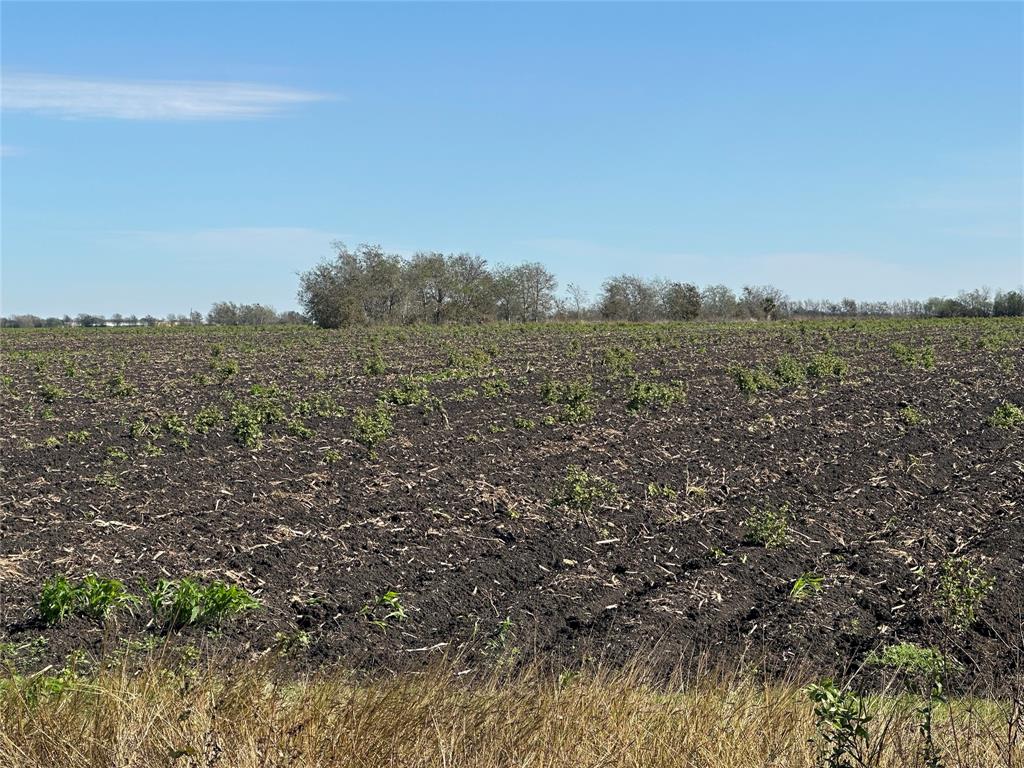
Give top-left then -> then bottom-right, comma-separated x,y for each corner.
601,346 -> 636,377
773,354 -> 807,386
65,429 -> 89,444
192,404 -> 223,434
988,401 -> 1024,430
484,616 -> 520,668
161,414 -> 188,437
806,351 -> 848,380
76,575 -> 138,620
363,350 -> 387,376
211,357 -> 240,383
230,402 -> 264,450
805,679 -> 872,768
552,465 -> 618,513
380,377 -> 431,406
935,555 -> 994,632
39,381 -> 67,403
541,379 -> 595,424
353,402 -> 394,456
39,575 -> 138,624
39,576 -> 77,624
360,590 -> 406,629
481,378 -> 512,398
743,504 -> 790,548
898,406 -> 923,426
286,418 -> 314,439
106,372 -> 136,397
272,629 -> 311,656
626,379 -> 686,412
143,578 -> 259,630
646,482 -> 678,500
890,341 -> 936,370
729,365 -> 779,395
790,572 -> 824,601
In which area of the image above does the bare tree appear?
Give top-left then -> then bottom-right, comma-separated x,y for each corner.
566,282 -> 589,320
741,285 -> 787,320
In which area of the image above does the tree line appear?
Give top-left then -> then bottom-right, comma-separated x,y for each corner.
1,305 -> 309,329
4,242 -> 1022,328
294,243 -> 1023,327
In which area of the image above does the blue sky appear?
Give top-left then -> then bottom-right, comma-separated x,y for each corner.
1,1 -> 1021,316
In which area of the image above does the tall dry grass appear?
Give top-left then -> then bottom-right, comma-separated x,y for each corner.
0,658 -> 1020,768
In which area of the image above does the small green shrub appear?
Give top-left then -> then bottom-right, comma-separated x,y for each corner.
805,680 -> 872,768
890,342 -> 935,370
39,576 -> 77,624
743,504 -> 790,548
211,358 -> 239,383
541,379 -> 595,424
65,429 -> 89,444
481,378 -> 512,398
363,350 -> 387,376
129,418 -> 159,441
552,465 -> 618,512
162,414 -> 187,437
106,372 -> 136,397
989,401 -> 1024,430
249,386 -> 285,424
729,365 -> 779,395
272,629 -> 311,655
230,402 -> 264,450
773,355 -> 807,386
75,575 -> 138,620
446,347 -> 491,373
107,446 -> 129,461
626,380 -> 686,412
898,406 -> 923,426
601,346 -> 636,377
381,377 -> 431,406
287,418 -> 314,439
646,482 -> 678,500
193,404 -> 223,434
483,616 -> 519,666
806,352 -> 848,379
353,402 -> 393,455
304,392 -> 343,418
39,382 -> 67,403
935,555 -> 994,632
450,386 -> 479,402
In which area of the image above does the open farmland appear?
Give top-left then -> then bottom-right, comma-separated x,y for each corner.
1,319 -> 1022,693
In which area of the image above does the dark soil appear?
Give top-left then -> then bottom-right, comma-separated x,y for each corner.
1,319 -> 1021,689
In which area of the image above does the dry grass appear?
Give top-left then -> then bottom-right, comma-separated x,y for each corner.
1,659 -> 1020,768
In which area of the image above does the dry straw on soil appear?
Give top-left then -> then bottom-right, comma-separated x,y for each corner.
1,660 -> 1020,768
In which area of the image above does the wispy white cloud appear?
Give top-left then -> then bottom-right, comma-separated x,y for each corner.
0,144 -> 25,157
1,73 -> 330,120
